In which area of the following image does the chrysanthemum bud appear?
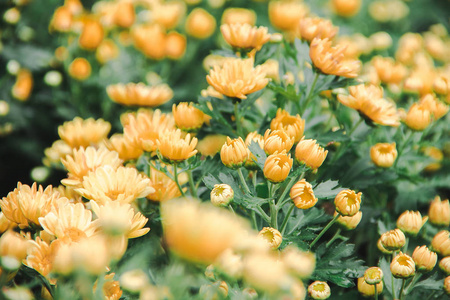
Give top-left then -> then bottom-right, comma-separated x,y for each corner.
119,269 -> 149,293
404,102 -> 432,131
295,138 -> 328,170
263,150 -> 293,183
439,257 -> 450,275
290,179 -> 318,209
308,281 -> 331,300
270,109 -> 305,143
331,0 -> 361,17
335,211 -> 362,230
165,32 -> 187,60
334,189 -> 362,217
364,267 -> 383,285
445,276 -> 450,295
172,102 -> 205,131
390,252 -> 415,279
258,227 -> 282,250
396,210 -> 428,236
281,246 -> 316,279
428,196 -> 450,227
185,8 -> 216,39
157,129 -> 198,163
412,245 -> 437,272
79,18 -> 104,50
12,69 -> 33,101
431,230 -> 450,256
380,229 -> 406,251
220,137 -> 248,168
221,8 -> 256,26
210,184 -> 234,207
357,277 -> 383,297
370,143 -> 397,168
377,238 -> 393,254
68,57 -> 91,81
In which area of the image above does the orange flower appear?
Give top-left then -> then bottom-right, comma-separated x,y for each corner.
270,109 -> 305,143
206,58 -> 268,100
58,117 -> 111,149
172,102 -> 205,131
152,1 -> 185,30
335,211 -> 362,230
157,129 -> 198,162
165,31 -> 187,60
428,196 -> 450,227
370,143 -> 397,168
68,57 -> 91,81
268,0 -> 309,32
220,137 -> 248,168
113,1 -> 135,28
380,229 -> 406,251
334,189 -> 362,217
404,102 -> 432,131
132,24 -> 166,60
258,227 -> 282,250
331,0 -> 361,17
295,138 -> 328,170
220,23 -> 271,51
290,179 -> 318,209
263,150 -> 293,183
185,8 -> 216,39
96,39 -> 119,64
107,83 -> 173,107
397,211 -> 428,236
337,84 -> 400,126
78,18 -> 104,50
310,38 -> 361,78
391,252 -> 415,278
412,245 -> 437,272
221,8 -> 256,26
263,129 -> 295,155
197,134 -> 228,157
105,134 -> 143,161
12,69 -> 33,101
49,6 -> 72,32
372,56 -> 407,85
297,17 -> 338,42
146,167 -> 184,202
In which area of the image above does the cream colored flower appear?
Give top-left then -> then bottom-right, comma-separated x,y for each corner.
43,139 -> 72,167
431,230 -> 450,256
24,238 -> 59,283
220,23 -> 271,51
258,227 -> 282,250
104,133 -> 143,161
221,7 -> 256,26
337,84 -> 400,127
335,211 -> 362,230
146,167 -> 184,202
310,38 -> 361,78
58,117 -> 111,149
106,83 -> 173,107
308,281 -> 331,299
357,277 -> 383,297
396,210 -> 428,236
281,246 -> 316,279
211,184 -> 234,206
428,196 -> 450,227
132,24 -> 166,60
380,229 -> 406,251
404,102 -> 432,131
123,109 -> 175,153
76,165 -> 153,204
391,252 -> 416,278
61,146 -> 123,188
412,245 -> 437,272
206,58 -> 268,99
364,267 -> 383,285
157,129 -> 198,162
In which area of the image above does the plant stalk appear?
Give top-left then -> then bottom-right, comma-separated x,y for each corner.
309,213 -> 340,249
237,168 -> 251,195
173,164 -> 186,197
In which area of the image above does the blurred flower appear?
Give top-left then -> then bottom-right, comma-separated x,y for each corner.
185,8 -> 216,39
369,0 -> 409,23
371,56 -> 407,85
206,58 -> 268,100
61,146 -> 122,188
370,32 -> 393,51
445,276 -> 450,295
370,143 -> 397,168
12,69 -> 33,101
165,31 -> 187,59
396,211 -> 427,236
123,109 -> 175,152
24,238 -> 58,282
297,17 -> 338,42
295,138 -> 328,170
428,196 -> 450,227
335,211 -> 362,230
404,102 -> 432,131
431,230 -> 450,256
419,93 -> 449,120
263,129 -> 295,155
281,246 -> 316,279
172,102 -> 205,131
308,281 -> 330,299
2,287 -> 34,300
334,189 -> 362,217
220,136 -> 248,168
337,84 -> 400,126
263,150 -> 293,183
221,8 -> 256,26
3,7 -> 20,24
357,277 -> 383,297
210,184 -> 234,207
422,146 -> 444,172
412,245 -> 437,272
258,227 -> 282,250
261,59 -> 280,82
44,70 -> 63,87
0,230 -> 28,262
290,179 -> 318,209
79,18 -> 104,50
270,109 -> 305,143
96,39 -> 119,64
244,131 -> 265,169
440,257 -> 450,275
75,165 -> 153,204
331,0 -> 361,17
380,229 -> 406,251
310,38 -> 361,78
105,134 -> 143,161
152,1 -> 186,30
49,6 -> 72,32
68,57 -> 91,81
157,129 -> 198,163
391,252 -> 415,278
364,267 -> 383,285
197,134 -> 228,157
199,281 -> 228,299
0,212 -> 16,234
58,117 -> 111,149
113,1 -> 135,28
161,198 -> 250,264
221,23 -> 271,51
215,248 -> 243,278
146,167 -> 185,202
268,0 -> 309,32
119,269 -> 149,293
96,273 -> 123,300
132,24 -> 166,60
107,83 -> 173,107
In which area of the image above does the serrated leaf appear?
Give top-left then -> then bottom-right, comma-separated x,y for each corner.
248,141 -> 267,171
313,180 -> 345,200
411,273 -> 444,291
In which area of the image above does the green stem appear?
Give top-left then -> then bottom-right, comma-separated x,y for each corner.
172,164 -> 186,197
309,213 -> 340,249
301,72 -> 320,115
251,211 -> 258,230
399,279 -> 406,300
237,168 -> 251,195
187,170 -> 197,197
403,237 -> 409,253
280,203 -> 296,235
325,228 -> 342,248
425,291 -> 436,300
348,118 -> 364,136
391,252 -> 397,299
405,273 -> 422,295
234,101 -> 243,137
270,199 -> 278,228
394,130 -> 414,168
277,172 -> 304,209
374,283 -> 378,300
255,205 -> 270,223
252,171 -> 257,191
228,205 -> 235,215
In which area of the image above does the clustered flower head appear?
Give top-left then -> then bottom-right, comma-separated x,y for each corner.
107,82 -> 173,107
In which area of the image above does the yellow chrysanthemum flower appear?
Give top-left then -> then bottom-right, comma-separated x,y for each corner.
106,83 -> 173,107
220,23 -> 271,51
75,165 -> 154,205
104,133 -> 144,161
270,109 -> 305,143
206,58 -> 268,100
297,17 -> 338,42
157,129 -> 198,162
43,139 -> 72,167
146,168 -> 184,202
61,146 -> 123,188
58,117 -> 111,149
24,237 -> 59,284
172,102 -> 205,131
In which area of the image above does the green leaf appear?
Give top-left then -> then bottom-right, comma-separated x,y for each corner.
248,141 -> 267,171
411,273 -> 444,291
313,180 -> 345,200
19,264 -> 54,297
